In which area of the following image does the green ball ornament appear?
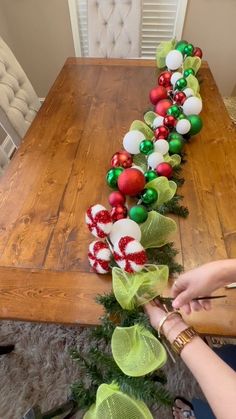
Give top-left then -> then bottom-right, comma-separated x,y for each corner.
175,77 -> 187,91
106,167 -> 124,188
175,40 -> 188,55
129,205 -> 148,224
144,170 -> 158,182
167,104 -> 181,118
141,187 -> 158,205
187,115 -> 203,135
184,44 -> 194,56
169,138 -> 183,154
139,139 -> 154,155
183,68 -> 195,78
168,132 -> 183,142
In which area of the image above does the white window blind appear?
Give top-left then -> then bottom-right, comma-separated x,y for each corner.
68,0 -> 187,58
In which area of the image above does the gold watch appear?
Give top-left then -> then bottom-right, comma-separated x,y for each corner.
171,326 -> 198,355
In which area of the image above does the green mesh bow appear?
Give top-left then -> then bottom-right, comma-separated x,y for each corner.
140,211 -> 177,249
156,39 -> 177,68
183,56 -> 202,74
145,176 -> 177,208
84,383 -> 153,419
111,325 -> 167,377
129,120 -> 154,140
164,153 -> 181,168
112,264 -> 169,310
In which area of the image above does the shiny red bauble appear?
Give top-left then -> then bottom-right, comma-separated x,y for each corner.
111,205 -> 128,221
155,99 -> 172,117
173,91 -> 186,106
193,47 -> 203,58
154,125 -> 169,140
109,191 -> 126,207
165,85 -> 173,93
163,115 -> 176,129
118,168 -> 146,197
111,150 -> 133,168
158,71 -> 172,88
149,86 -> 168,105
156,162 -> 173,179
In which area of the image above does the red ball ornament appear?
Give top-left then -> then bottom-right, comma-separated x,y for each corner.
109,191 -> 126,207
193,47 -> 203,58
173,91 -> 186,106
156,162 -> 173,179
154,125 -> 169,140
165,84 -> 173,93
155,99 -> 172,117
118,168 -> 146,197
111,205 -> 128,221
158,71 -> 172,88
111,150 -> 133,168
149,86 -> 168,105
163,115 -> 176,129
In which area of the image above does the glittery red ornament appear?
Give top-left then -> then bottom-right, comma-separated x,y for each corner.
113,235 -> 147,273
173,91 -> 187,105
108,191 -> 126,207
154,125 -> 169,140
88,240 -> 112,274
111,205 -> 128,221
158,71 -> 172,88
118,168 -> 146,197
111,150 -> 133,168
155,99 -> 172,117
163,115 -> 176,129
193,47 -> 203,58
156,162 -> 173,179
149,86 -> 168,105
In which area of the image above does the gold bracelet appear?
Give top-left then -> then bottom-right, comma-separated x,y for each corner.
171,326 -> 198,355
158,311 -> 182,338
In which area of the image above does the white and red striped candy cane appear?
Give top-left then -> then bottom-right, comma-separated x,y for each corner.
88,240 -> 112,274
85,204 -> 112,238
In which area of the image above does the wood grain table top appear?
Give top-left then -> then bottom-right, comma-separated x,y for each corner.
0,57 -> 236,335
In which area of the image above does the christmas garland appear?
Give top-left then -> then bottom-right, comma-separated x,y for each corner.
72,39 -> 203,418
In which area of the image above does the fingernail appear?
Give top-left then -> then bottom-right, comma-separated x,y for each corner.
172,301 -> 178,308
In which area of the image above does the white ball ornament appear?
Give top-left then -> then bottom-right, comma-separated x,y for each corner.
123,130 -> 145,155
152,115 -> 164,129
147,152 -> 164,169
154,139 -> 169,155
109,218 -> 141,244
165,50 -> 183,70
176,119 -> 191,135
183,96 -> 202,115
183,88 -> 194,98
170,72 -> 182,86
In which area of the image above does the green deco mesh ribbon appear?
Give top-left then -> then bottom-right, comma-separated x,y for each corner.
145,176 -> 177,208
84,383 -> 153,419
111,325 -> 167,377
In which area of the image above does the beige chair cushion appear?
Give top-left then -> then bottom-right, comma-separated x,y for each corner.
88,0 -> 141,58
0,37 -> 41,146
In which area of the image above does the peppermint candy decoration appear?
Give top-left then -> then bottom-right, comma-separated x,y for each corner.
86,204 -> 112,238
88,240 -> 112,274
113,236 -> 147,273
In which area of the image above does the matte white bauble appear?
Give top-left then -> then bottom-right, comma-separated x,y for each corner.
132,165 -> 145,173
109,219 -> 141,244
147,152 -> 164,169
165,50 -> 183,70
176,119 -> 191,135
152,116 -> 164,129
183,88 -> 194,98
183,96 -> 202,115
170,72 -> 182,86
123,130 -> 146,154
154,139 -> 169,155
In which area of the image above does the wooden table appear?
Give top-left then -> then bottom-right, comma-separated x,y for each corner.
0,58 -> 235,335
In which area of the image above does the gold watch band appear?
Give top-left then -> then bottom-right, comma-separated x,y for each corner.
171,326 -> 198,355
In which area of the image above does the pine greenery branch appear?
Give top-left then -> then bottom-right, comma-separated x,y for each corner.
158,194 -> 189,218
146,243 -> 183,275
71,381 -> 97,409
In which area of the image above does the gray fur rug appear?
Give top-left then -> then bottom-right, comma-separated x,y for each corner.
0,320 -> 203,419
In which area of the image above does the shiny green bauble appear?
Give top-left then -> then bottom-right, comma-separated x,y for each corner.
178,113 -> 186,120
175,40 -> 188,55
168,132 -> 183,142
139,139 -> 154,155
187,115 -> 203,135
167,104 -> 181,118
184,44 -> 194,56
129,205 -> 148,224
183,68 -> 195,78
106,167 -> 124,188
144,170 -> 158,183
169,138 -> 183,155
141,187 -> 158,205
175,77 -> 187,91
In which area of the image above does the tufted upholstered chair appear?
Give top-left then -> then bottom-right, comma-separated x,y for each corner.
87,0 -> 141,58
0,37 -> 41,148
